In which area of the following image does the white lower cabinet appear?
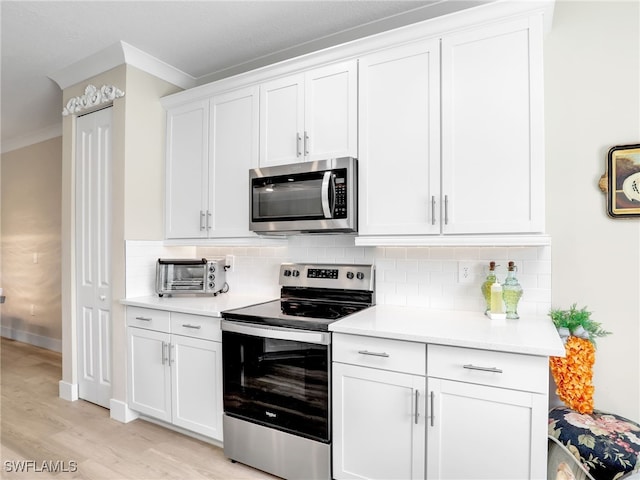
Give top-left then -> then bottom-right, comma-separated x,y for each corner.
333,337 -> 549,480
332,334 -> 426,480
426,344 -> 548,480
126,307 -> 223,441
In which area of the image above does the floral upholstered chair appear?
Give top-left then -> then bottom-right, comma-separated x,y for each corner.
548,406 -> 640,480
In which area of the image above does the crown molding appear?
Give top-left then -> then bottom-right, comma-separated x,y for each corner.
48,41 -> 196,91
1,123 -> 62,154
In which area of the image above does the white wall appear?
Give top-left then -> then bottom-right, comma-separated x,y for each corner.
0,137 -> 63,351
545,0 -> 640,421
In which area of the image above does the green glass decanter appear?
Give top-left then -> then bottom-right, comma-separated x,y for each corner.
502,261 -> 523,319
480,261 -> 497,315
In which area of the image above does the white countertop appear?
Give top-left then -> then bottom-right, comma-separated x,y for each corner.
120,293 -> 274,318
330,305 -> 565,357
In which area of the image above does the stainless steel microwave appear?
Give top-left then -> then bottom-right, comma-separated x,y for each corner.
249,157 -> 357,235
156,258 -> 227,296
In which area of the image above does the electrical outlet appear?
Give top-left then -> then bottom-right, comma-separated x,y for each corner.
225,254 -> 235,272
458,261 -> 475,284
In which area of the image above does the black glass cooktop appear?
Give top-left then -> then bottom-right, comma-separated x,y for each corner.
221,298 -> 370,332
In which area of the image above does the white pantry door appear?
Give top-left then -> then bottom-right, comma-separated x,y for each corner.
75,107 -> 113,408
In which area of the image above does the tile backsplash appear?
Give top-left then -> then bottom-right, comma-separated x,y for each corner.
126,236 -> 551,316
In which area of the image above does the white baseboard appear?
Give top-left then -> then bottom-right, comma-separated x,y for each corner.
1,327 -> 62,352
59,380 -> 78,401
109,399 -> 139,423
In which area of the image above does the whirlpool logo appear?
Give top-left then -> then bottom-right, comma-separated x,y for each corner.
265,411 -> 277,418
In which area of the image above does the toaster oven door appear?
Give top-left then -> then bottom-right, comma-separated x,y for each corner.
156,259 -> 206,294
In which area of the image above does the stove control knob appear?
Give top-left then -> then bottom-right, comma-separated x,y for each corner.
292,269 -> 300,277
346,271 -> 354,280
356,272 -> 365,280
283,269 -> 292,277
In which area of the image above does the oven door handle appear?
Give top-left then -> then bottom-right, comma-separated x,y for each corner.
221,320 -> 331,345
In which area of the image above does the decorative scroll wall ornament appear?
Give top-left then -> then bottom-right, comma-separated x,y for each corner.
62,84 -> 125,116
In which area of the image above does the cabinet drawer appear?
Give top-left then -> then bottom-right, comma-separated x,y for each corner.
333,333 -> 425,376
126,307 -> 171,332
171,313 -> 221,341
427,344 -> 547,393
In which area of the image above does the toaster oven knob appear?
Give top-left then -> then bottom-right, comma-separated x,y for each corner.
346,271 -> 354,280
292,269 -> 300,277
283,269 -> 292,277
208,274 -> 215,280
208,282 -> 215,289
209,265 -> 216,272
356,272 -> 365,280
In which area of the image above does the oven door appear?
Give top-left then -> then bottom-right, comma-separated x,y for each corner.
221,321 -> 331,443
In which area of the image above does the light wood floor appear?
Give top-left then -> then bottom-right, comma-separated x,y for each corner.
0,337 -> 278,479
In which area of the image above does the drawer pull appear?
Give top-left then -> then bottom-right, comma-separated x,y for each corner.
463,364 -> 503,374
357,350 -> 389,358
414,390 -> 420,425
135,316 -> 152,322
182,324 -> 202,329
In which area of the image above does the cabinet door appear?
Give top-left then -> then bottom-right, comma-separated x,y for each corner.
165,100 -> 210,238
441,15 -> 545,234
427,378 -> 547,480
359,39 -> 441,235
304,60 -> 357,161
171,335 -> 223,440
333,362 -> 426,480
260,74 -> 305,166
127,327 -> 171,422
210,86 -> 259,237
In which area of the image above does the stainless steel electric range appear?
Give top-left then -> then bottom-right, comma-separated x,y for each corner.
221,263 -> 375,480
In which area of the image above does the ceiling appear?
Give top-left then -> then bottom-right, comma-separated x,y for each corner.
1,0 -> 486,153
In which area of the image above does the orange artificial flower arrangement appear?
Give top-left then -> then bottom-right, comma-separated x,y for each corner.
549,304 -> 611,414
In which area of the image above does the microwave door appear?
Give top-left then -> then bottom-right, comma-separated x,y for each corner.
253,174 -> 328,221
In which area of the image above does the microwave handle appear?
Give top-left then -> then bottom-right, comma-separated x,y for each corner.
321,171 -> 335,219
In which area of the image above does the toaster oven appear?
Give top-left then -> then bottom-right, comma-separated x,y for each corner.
156,258 -> 227,297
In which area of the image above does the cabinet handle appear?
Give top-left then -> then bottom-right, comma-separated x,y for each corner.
200,210 -> 206,231
414,390 -> 420,425
431,196 -> 436,225
182,324 -> 202,329
161,341 -> 168,365
304,131 -> 309,156
444,195 -> 449,225
430,391 -> 435,427
357,350 -> 389,358
135,316 -> 152,322
463,364 -> 503,374
296,133 -> 302,157
207,210 -> 212,230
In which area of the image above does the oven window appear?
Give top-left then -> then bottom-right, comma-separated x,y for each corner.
158,264 -> 204,291
222,331 -> 330,442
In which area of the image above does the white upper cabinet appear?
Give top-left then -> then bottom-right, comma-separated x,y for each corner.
165,100 -> 210,239
441,16 -> 545,235
358,39 -> 441,236
358,13 -> 546,243
165,87 -> 259,239
209,85 -> 259,238
260,60 -> 357,166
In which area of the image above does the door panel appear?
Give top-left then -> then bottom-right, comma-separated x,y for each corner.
75,107 -> 112,408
